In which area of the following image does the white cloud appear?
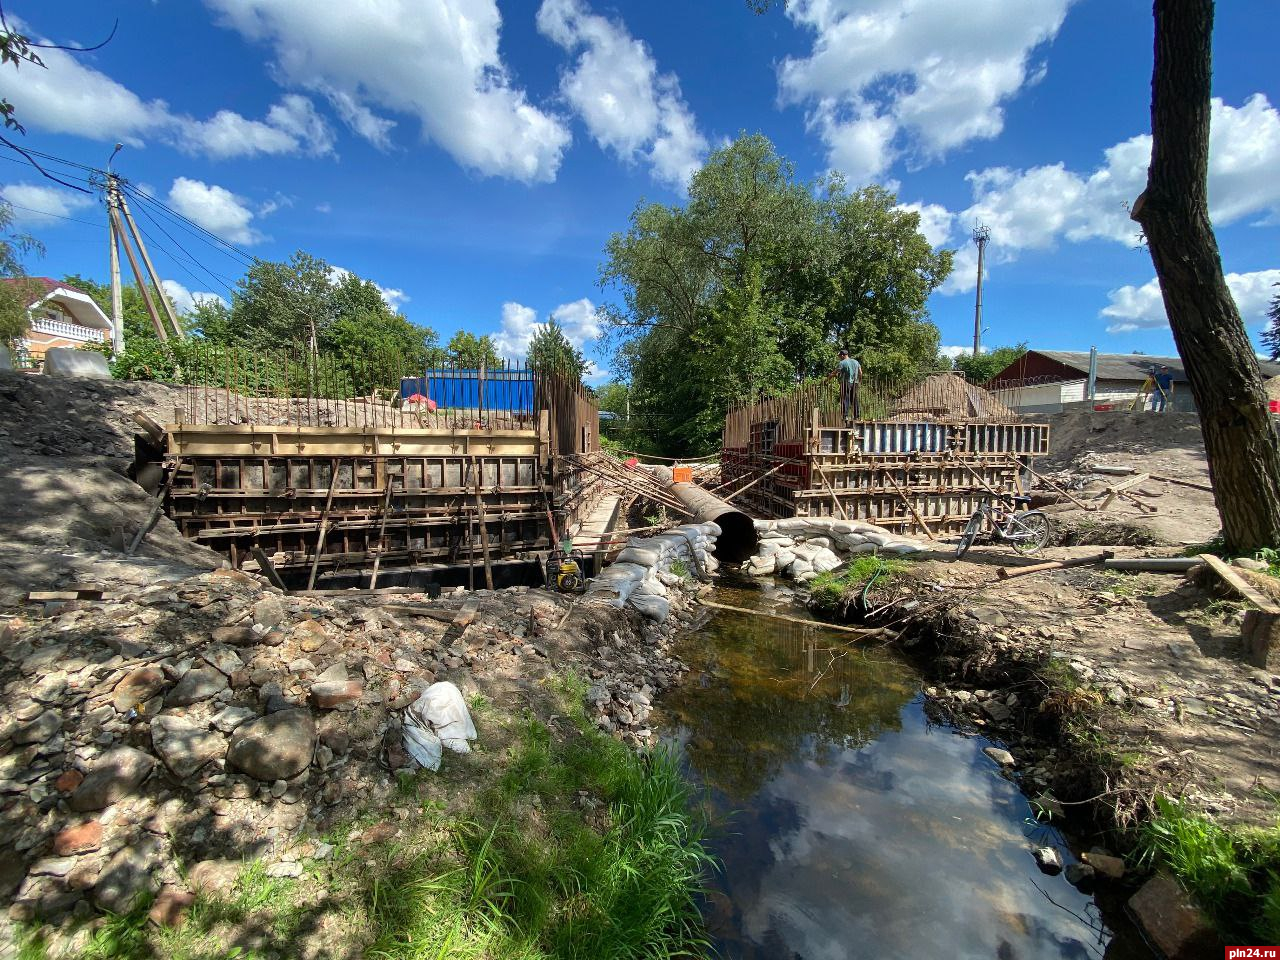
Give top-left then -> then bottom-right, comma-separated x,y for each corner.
932,94 -> 1280,293
315,202 -> 332,214
939,344 -> 986,360
160,279 -> 227,314
492,297 -> 603,358
1102,270 -> 1280,333
6,21 -> 334,161
779,0 -> 1073,181
328,265 -> 410,312
537,0 -> 706,189
897,201 -> 954,248
206,0 -> 571,183
168,177 -> 264,245
0,183 -> 95,225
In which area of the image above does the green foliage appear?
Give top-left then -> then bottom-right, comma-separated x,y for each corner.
1139,795 -> 1280,942
447,330 -> 501,368
527,319 -> 586,379
60,273 -> 176,343
0,201 -> 44,346
1261,283 -> 1280,361
951,343 -> 1028,385
1256,546 -> 1280,578
809,554 -> 908,614
600,133 -> 951,454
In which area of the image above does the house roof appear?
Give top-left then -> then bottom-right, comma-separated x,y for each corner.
994,350 -> 1280,385
3,276 -> 111,331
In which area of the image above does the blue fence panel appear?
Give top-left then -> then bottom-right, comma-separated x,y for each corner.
399,370 -> 535,413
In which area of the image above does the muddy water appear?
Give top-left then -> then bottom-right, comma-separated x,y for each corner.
659,581 -> 1142,960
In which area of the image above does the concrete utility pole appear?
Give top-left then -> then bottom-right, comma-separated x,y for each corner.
972,224 -> 990,357
106,144 -> 124,355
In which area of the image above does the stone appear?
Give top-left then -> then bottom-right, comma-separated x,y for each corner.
315,662 -> 348,683
212,705 -> 257,733
1083,851 -> 1126,879
189,859 -> 241,896
982,746 -> 1016,767
1031,793 -> 1065,821
294,620 -> 328,651
1235,557 -> 1268,572
970,606 -> 1009,626
69,747 -> 156,811
310,680 -> 364,709
14,709 -> 61,745
252,596 -> 287,628
166,667 -> 228,707
288,658 -> 316,675
112,667 -> 169,713
93,840 -> 161,913
201,645 -> 244,677
981,700 -> 1012,723
1065,863 -> 1096,889
266,861 -> 303,879
55,769 -> 84,793
151,715 -> 228,778
227,709 -> 315,781
1129,873 -> 1220,960
42,347 -> 111,379
53,821 -> 103,856
148,887 -> 194,928
1032,846 -> 1063,875
210,625 -> 257,646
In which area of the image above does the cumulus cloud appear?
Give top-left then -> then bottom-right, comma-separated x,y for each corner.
328,266 -> 411,312
897,201 -> 955,248
168,178 -> 264,245
779,0 -> 1073,181
537,0 -> 707,189
938,344 -> 987,360
492,297 -> 603,358
206,0 -> 570,182
1101,270 -> 1280,333
927,95 -> 1280,293
6,21 -> 333,160
160,279 -> 227,314
0,183 -> 95,225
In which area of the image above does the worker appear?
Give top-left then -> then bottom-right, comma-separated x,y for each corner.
828,348 -> 862,423
1152,365 -> 1175,412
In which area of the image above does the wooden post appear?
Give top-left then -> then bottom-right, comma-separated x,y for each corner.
110,207 -> 167,341
306,458 -> 342,591
250,546 -> 288,591
881,468 -> 935,540
368,478 -> 396,590
997,551 -> 1113,579
814,464 -> 848,520
118,190 -> 185,339
473,456 -> 495,590
127,457 -> 181,556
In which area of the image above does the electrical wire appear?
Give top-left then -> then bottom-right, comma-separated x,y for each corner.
1,201 -> 103,228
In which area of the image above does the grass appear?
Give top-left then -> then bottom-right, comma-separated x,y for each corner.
808,554 -> 908,615
1138,795 -> 1280,943
20,674 -> 715,960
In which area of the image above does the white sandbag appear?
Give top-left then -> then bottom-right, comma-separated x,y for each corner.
791,543 -> 820,561
616,547 -> 662,568
835,534 -> 868,548
402,722 -> 442,771
812,550 -> 842,573
629,594 -> 671,621
863,532 -> 894,547
789,558 -> 814,579
747,555 -> 776,576
774,518 -> 810,533
773,549 -> 796,569
411,681 -> 477,750
698,521 -> 722,538
759,531 -> 794,544
633,578 -> 669,597
831,521 -> 856,535
799,570 -> 819,582
657,570 -> 683,587
628,537 -> 674,557
758,541 -> 783,557
596,562 -> 648,583
846,542 -> 880,554
754,519 -> 775,533
703,555 -> 719,573
803,536 -> 831,550
882,542 -> 927,555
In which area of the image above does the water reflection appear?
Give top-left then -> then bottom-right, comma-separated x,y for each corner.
659,594 -> 1126,960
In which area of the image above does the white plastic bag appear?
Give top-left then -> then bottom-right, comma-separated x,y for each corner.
410,681 -> 477,753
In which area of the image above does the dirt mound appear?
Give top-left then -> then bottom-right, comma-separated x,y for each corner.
1267,376 -> 1280,402
889,372 -> 1016,421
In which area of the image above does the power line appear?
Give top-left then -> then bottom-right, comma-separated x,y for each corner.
1,200 -> 103,228
123,183 -> 259,269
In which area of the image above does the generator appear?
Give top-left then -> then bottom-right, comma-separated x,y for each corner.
546,547 -> 588,594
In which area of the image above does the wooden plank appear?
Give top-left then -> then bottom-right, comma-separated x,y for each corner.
250,546 -> 288,591
881,468 -> 936,540
379,604 -> 456,623
813,464 -> 848,520
305,458 -> 343,592
26,590 -> 109,602
1103,557 -> 1203,572
1150,474 -> 1214,494
699,599 -> 883,636
368,479 -> 396,590
1199,553 -> 1280,614
473,458 -> 495,590
996,552 -> 1112,580
1100,473 -> 1151,511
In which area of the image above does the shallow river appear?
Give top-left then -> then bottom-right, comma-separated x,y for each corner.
657,581 -> 1145,960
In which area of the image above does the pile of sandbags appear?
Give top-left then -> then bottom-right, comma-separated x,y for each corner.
744,517 -> 928,582
585,521 -> 722,621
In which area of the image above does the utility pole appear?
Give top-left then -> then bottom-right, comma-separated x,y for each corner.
972,224 -> 990,357
106,144 -> 124,355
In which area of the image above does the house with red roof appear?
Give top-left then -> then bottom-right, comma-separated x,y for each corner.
2,277 -> 120,366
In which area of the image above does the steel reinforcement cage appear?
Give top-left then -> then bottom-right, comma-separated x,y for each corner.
719,371 -> 1050,535
141,343 -> 602,580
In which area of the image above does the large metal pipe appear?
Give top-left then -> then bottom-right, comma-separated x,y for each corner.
650,465 -> 758,562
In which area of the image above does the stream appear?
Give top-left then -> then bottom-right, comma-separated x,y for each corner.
657,579 -> 1146,960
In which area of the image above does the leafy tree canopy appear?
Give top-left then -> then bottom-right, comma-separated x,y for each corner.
951,343 -> 1028,384
599,132 -> 952,454
0,200 -> 43,347
527,319 -> 587,378
447,331 -> 500,368
1262,284 -> 1280,362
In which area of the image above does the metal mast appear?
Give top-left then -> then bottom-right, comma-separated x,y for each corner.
972,223 -> 990,357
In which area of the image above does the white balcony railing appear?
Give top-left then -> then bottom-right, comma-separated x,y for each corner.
30,317 -> 107,343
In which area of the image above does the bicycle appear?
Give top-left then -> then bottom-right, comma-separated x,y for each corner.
954,494 -> 1052,560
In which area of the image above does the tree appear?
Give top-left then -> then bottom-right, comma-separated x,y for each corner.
599,133 -> 951,453
527,319 -> 587,378
1261,284 -> 1280,361
1130,0 -> 1280,554
225,251 -> 338,349
447,331 -> 500,368
951,343 -> 1027,385
0,201 -> 42,347
61,273 -> 169,343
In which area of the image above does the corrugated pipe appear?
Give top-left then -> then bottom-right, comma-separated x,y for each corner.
650,465 -> 759,562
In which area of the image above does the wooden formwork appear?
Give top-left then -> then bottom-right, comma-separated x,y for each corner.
720,412 -> 1051,536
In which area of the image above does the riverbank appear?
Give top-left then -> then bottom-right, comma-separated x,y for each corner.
2,571 -> 711,959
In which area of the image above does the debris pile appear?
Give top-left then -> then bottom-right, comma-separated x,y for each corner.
744,517 -> 929,581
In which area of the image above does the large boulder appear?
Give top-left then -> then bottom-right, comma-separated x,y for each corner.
151,715 -> 227,778
69,747 -> 156,812
226,709 -> 315,781
41,347 -> 111,379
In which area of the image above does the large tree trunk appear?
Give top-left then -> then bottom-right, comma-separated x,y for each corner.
1131,0 -> 1280,553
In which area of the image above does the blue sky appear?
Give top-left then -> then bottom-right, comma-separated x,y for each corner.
3,0 -> 1278,381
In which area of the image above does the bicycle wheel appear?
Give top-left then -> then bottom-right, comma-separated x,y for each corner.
1008,511 -> 1051,555
955,510 -> 983,560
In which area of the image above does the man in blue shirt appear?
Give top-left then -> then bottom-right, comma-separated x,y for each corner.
1152,365 -> 1175,412
834,349 -> 862,422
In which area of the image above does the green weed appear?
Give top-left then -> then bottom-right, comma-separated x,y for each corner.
809,555 -> 908,615
1139,795 -> 1280,942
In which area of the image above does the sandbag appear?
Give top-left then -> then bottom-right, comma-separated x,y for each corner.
616,547 -> 662,568
633,578 -> 669,597
410,681 -> 477,752
629,594 -> 671,621
402,723 -> 442,771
